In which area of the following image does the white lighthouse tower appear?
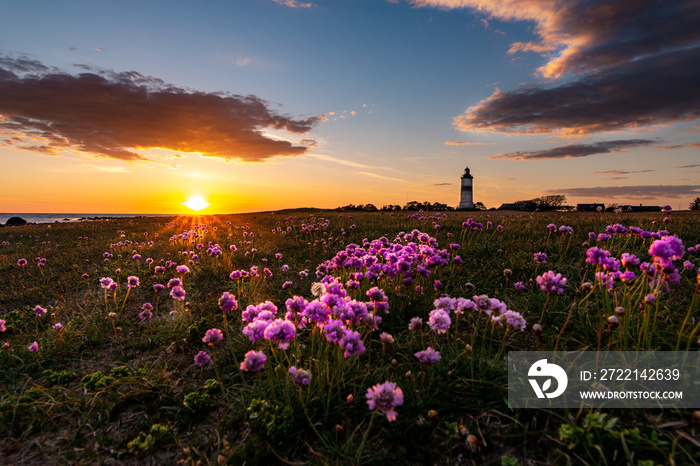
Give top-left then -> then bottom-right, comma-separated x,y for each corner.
458,166 -> 474,209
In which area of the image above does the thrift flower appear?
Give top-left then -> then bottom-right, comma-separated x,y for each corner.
28,341 -> 39,352
621,253 -> 640,268
339,329 -> 365,357
323,319 -> 347,344
536,271 -> 568,294
242,320 -> 269,342
0,319 -> 5,332
503,310 -> 527,331
408,317 -> 423,331
533,252 -> 548,264
427,309 -> 451,334
620,271 -> 637,285
170,285 -> 186,300
366,381 -> 403,422
415,347 -> 441,365
263,319 -> 296,349
218,292 -> 238,313
194,351 -> 211,367
240,350 -> 267,372
34,305 -> 47,317
202,328 -> 223,345
649,235 -> 684,269
289,366 -> 312,386
167,278 -> 182,288
100,277 -> 114,289
127,276 -> 140,288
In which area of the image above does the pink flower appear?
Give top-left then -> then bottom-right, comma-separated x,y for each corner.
415,347 -> 441,365
288,366 -> 312,386
427,309 -> 451,333
202,328 -> 223,345
170,285 -> 186,300
28,341 -> 39,352
218,292 -> 238,313
194,351 -> 211,367
536,271 -> 568,294
366,381 -> 404,422
240,350 -> 267,372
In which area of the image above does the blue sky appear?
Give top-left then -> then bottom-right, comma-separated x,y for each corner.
1,0 -> 698,213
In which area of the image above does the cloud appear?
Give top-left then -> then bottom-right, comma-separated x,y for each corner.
0,55 -> 321,162
675,164 -> 700,169
507,41 -> 555,55
658,142 -> 700,150
490,139 -> 657,161
444,141 -> 493,146
431,182 -> 452,186
547,185 -> 700,200
355,171 -> 405,183
592,170 -> 654,176
407,0 -> 700,136
272,0 -> 313,8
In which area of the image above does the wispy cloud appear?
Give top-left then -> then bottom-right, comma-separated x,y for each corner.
356,171 -> 405,183
548,185 -> 700,200
0,55 -> 321,162
272,0 -> 314,8
444,141 -> 494,146
308,153 -> 399,173
490,139 -> 657,161
407,0 -> 700,136
658,142 -> 700,150
592,170 -> 655,176
431,182 -> 452,186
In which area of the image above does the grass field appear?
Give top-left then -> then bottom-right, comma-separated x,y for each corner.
1,209 -> 699,465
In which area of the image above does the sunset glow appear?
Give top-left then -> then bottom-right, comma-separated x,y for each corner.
182,195 -> 211,212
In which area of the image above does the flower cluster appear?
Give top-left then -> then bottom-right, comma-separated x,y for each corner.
536,271 -> 568,294
314,230 -> 460,289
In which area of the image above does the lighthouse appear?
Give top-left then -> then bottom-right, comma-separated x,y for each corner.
458,167 -> 474,209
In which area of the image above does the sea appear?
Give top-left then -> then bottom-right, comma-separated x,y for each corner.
0,213 -> 175,225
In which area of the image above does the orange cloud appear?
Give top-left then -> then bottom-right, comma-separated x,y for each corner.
0,56 -> 321,162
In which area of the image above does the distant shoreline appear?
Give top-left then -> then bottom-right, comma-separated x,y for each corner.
0,213 -> 177,225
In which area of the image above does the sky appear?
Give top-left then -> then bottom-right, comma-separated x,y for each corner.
0,0 -> 699,214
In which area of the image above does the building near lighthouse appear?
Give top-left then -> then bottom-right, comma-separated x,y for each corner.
458,166 -> 474,209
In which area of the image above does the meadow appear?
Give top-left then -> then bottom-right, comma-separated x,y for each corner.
0,209 -> 699,465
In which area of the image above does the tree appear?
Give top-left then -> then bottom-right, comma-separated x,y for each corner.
474,202 -> 486,211
690,197 -> 700,210
532,195 -> 567,210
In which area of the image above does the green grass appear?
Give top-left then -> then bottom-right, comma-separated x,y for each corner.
1,210 -> 699,464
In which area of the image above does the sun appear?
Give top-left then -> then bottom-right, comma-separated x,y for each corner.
183,194 -> 211,212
